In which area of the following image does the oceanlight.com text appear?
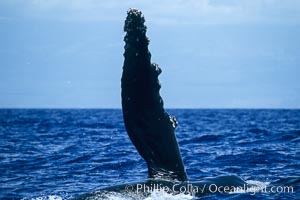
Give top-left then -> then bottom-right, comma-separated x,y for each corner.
124,183 -> 294,196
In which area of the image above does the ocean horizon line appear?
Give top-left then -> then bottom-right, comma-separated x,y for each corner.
0,107 -> 299,110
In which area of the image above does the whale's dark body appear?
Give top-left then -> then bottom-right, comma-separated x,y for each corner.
76,9 -> 248,199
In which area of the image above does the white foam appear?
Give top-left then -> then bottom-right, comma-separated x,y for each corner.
246,180 -> 270,187
28,195 -> 63,200
145,190 -> 194,200
48,195 -> 63,200
100,191 -> 140,200
99,190 -> 194,200
229,180 -> 270,195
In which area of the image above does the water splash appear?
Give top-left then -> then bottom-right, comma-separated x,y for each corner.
229,180 -> 270,195
27,195 -> 63,200
145,190 -> 193,200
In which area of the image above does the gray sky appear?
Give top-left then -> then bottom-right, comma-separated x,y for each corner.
1,0 -> 299,108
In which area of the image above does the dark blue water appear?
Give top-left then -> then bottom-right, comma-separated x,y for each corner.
0,109 -> 299,199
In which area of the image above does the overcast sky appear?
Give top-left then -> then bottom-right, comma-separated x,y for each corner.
0,0 -> 299,108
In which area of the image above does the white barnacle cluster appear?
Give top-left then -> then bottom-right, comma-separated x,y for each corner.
124,8 -> 148,50
125,8 -> 146,32
127,8 -> 143,17
170,116 -> 178,128
151,63 -> 162,75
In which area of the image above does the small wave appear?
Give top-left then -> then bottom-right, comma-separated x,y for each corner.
248,128 -> 268,134
21,192 -> 74,200
273,176 -> 300,185
26,195 -> 63,200
196,135 -> 222,142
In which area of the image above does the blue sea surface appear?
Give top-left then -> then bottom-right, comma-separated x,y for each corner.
0,109 -> 299,199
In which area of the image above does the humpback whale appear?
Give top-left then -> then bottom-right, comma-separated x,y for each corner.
76,8 -> 249,199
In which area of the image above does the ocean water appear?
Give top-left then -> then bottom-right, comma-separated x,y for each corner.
0,109 -> 299,199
